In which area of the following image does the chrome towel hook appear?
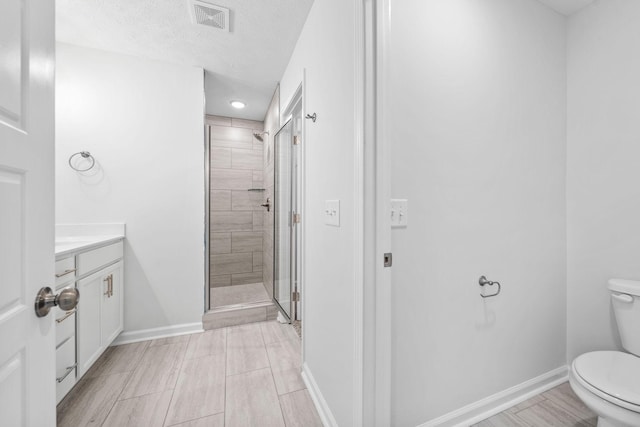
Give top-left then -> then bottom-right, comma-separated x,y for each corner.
479,275 -> 501,298
305,113 -> 317,122
68,151 -> 96,172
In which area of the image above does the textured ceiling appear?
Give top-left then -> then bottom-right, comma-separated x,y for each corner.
535,0 -> 595,15
56,0 -> 314,120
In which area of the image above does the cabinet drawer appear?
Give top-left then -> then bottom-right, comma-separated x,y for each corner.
55,257 -> 76,287
56,337 -> 76,404
56,363 -> 76,405
77,241 -> 123,276
54,304 -> 76,348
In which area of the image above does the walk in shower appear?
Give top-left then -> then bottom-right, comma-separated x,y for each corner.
207,115 -> 270,307
203,83 -> 303,330
204,111 -> 275,330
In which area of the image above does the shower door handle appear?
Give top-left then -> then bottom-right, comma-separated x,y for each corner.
261,198 -> 271,212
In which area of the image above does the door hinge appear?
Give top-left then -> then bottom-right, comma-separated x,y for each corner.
384,253 -> 393,267
292,291 -> 300,302
293,213 -> 301,224
293,135 -> 301,145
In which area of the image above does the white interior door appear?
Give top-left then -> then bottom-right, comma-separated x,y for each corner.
0,0 -> 56,425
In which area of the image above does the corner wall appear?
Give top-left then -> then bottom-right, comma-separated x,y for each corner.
279,0 -> 358,424
385,1 -> 567,425
566,0 -> 640,360
56,43 -> 205,333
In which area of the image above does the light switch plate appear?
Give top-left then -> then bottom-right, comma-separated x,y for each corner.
325,200 -> 340,227
391,199 -> 408,227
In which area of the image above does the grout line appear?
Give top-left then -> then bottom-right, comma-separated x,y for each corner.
160,336 -> 193,427
119,341 -> 189,400
112,346 -> 147,401
165,411 -> 226,427
266,348 -> 288,425
99,373 -> 134,427
226,365 -> 272,378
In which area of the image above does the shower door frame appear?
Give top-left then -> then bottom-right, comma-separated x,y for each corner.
272,118 -> 295,320
272,93 -> 303,322
204,82 -> 211,313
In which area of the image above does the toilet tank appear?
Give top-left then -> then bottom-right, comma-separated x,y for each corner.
608,279 -> 640,356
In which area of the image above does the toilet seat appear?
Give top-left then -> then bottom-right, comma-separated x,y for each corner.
573,351 -> 640,412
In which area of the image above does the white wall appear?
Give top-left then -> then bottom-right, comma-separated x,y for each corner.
566,0 -> 640,360
386,0 -> 567,425
56,43 -> 205,333
279,1 -> 358,425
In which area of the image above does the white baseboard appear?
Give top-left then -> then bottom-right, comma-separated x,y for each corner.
301,362 -> 339,427
111,322 -> 204,345
418,365 -> 569,427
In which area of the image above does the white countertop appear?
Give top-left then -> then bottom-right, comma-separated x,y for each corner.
55,235 -> 125,258
55,223 -> 126,258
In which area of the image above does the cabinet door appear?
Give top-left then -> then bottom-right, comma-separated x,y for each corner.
101,261 -> 123,347
77,270 -> 104,378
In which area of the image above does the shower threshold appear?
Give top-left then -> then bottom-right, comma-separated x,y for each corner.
205,283 -> 278,329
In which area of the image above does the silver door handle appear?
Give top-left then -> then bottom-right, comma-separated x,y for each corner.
55,268 -> 76,278
103,274 -> 113,297
56,364 -> 77,383
34,287 -> 80,317
56,309 -> 76,323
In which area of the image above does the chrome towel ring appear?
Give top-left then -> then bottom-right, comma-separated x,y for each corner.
479,275 -> 501,298
68,151 -> 95,172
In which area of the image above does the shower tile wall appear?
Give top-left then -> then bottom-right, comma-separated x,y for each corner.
262,87 -> 280,300
208,115 -> 265,289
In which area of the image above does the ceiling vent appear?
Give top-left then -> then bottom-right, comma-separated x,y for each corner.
188,0 -> 230,32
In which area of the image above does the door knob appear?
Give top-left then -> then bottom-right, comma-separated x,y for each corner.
34,286 -> 80,317
261,197 -> 271,212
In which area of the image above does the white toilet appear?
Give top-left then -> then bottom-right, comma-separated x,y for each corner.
569,279 -> 640,427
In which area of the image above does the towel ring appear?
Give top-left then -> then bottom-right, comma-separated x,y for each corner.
68,151 -> 95,172
479,275 -> 501,298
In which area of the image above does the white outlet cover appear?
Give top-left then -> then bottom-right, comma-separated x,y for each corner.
391,199 -> 408,228
325,200 -> 340,227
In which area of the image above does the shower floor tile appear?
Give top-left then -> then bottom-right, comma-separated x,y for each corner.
210,282 -> 270,308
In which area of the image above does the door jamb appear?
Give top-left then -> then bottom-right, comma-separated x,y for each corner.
203,76 -> 211,313
282,82 -> 304,330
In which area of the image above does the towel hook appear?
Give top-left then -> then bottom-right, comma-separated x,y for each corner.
479,275 -> 501,298
305,113 -> 317,123
68,151 -> 96,172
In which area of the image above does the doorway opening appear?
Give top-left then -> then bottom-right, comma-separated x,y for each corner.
203,85 -> 304,333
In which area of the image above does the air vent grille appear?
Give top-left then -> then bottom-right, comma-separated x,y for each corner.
189,1 -> 229,32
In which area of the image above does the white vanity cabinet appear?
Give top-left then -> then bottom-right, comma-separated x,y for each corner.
55,238 -> 124,403
76,242 -> 124,378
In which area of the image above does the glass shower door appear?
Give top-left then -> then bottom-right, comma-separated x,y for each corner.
273,119 -> 293,319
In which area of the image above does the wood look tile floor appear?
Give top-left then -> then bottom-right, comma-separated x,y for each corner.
57,321 -> 320,427
473,382 -> 597,427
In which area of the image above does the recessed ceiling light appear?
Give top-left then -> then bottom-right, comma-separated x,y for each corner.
230,101 -> 246,109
